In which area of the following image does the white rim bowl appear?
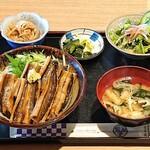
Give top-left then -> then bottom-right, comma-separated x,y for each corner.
59,28 -> 104,60
105,14 -> 150,59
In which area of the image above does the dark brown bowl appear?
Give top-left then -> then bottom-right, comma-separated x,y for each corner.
0,45 -> 86,128
96,66 -> 150,127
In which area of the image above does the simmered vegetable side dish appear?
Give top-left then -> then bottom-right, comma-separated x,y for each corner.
109,11 -> 150,54
63,38 -> 94,58
102,77 -> 150,119
6,20 -> 41,42
0,51 -> 80,124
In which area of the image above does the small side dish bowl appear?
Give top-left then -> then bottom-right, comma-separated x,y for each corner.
96,66 -> 150,127
105,13 -> 150,59
0,45 -> 86,128
1,12 -> 49,48
59,28 -> 104,60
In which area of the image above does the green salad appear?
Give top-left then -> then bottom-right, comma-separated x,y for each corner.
63,38 -> 94,58
109,11 -> 150,54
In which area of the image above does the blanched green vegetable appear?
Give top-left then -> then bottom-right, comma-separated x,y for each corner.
133,89 -> 150,98
83,51 -> 92,58
63,38 -> 94,58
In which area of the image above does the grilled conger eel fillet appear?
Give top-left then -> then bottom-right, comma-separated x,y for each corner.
0,54 -> 80,124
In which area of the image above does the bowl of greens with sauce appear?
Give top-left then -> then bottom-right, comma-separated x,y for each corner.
106,11 -> 150,59
59,28 -> 104,60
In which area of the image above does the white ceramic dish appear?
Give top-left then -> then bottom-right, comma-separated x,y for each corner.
59,28 -> 104,60
106,14 -> 150,60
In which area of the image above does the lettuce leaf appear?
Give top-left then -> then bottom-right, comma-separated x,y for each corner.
5,51 -> 47,77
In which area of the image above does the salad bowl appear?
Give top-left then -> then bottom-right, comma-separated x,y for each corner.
106,12 -> 150,59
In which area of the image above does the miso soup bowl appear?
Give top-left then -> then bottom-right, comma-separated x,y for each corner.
96,66 -> 150,127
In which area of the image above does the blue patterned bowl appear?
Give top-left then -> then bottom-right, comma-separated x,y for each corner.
59,28 -> 104,60
1,12 -> 49,48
